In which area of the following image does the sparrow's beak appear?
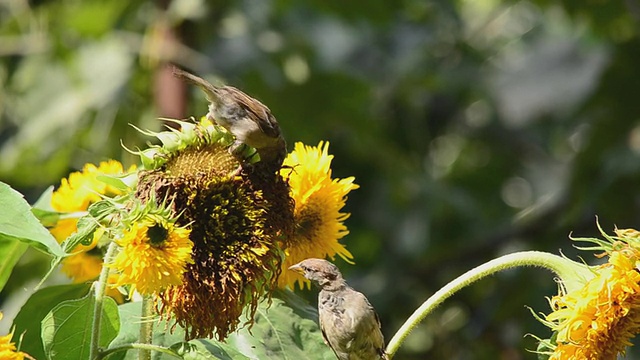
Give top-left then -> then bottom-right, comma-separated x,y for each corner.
288,263 -> 304,274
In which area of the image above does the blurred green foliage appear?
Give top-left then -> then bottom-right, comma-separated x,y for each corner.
2,0 -> 640,358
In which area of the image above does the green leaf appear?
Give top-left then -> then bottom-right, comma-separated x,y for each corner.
0,182 -> 65,257
60,200 -> 118,251
109,291 -> 332,360
225,292 -> 335,360
274,289 -> 323,320
95,174 -> 130,192
12,283 -> 92,360
0,238 -> 28,293
33,185 -> 55,211
108,301 -> 187,360
62,215 -> 98,250
88,199 -> 118,218
31,186 -> 62,227
42,292 -> 120,360
31,207 -> 62,228
173,341 -> 250,360
59,200 -> 119,250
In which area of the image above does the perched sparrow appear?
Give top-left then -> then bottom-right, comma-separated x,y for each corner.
173,67 -> 286,169
289,258 -> 387,360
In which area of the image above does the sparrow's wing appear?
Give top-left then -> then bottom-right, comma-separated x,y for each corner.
374,310 -> 388,359
319,316 -> 342,360
225,86 -> 282,138
319,317 -> 330,346
257,110 -> 282,139
349,291 -> 387,359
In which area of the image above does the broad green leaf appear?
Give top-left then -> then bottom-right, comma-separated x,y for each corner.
41,294 -> 120,359
275,289 -> 322,320
0,182 -> 65,257
108,301 -> 187,360
224,293 -> 335,360
173,341 -> 250,360
42,292 -> 120,360
32,186 -> 61,227
109,291 -> 332,359
110,301 -> 245,360
0,238 -> 28,292
33,185 -> 55,211
12,283 -> 92,360
31,207 -> 62,228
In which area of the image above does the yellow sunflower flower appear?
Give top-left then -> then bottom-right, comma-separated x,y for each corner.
0,312 -> 33,360
51,160 -> 135,284
60,250 -> 104,283
540,227 -> 640,360
110,216 -> 193,297
278,141 -> 358,289
51,160 -> 133,218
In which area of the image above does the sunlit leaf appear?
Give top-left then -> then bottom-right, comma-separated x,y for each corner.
108,301 -> 186,360
95,174 -> 130,192
0,239 -> 27,293
88,199 -> 118,219
62,215 -> 99,250
0,182 -> 64,257
33,186 -> 55,211
42,292 -> 120,360
31,186 -> 62,227
224,292 -> 335,360
12,283 -> 92,360
172,341 -> 250,360
109,301 -> 247,360
108,291 -> 332,359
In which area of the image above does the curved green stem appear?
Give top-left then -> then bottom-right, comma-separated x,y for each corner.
385,250 -> 577,359
90,241 -> 119,360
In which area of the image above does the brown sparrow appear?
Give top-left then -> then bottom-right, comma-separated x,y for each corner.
173,67 -> 286,169
289,258 -> 388,360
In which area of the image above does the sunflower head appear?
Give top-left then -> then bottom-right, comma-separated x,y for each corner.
109,205 -> 193,298
278,141 -> 358,289
134,118 -> 294,340
535,223 -> 640,360
50,160 -> 135,304
50,160 -> 135,242
0,312 -> 33,360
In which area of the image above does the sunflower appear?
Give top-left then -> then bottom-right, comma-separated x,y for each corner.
0,312 -> 33,360
109,215 -> 193,297
51,161 -> 132,217
59,249 -> 104,283
278,141 -> 358,289
537,226 -> 640,360
51,160 -> 134,242
134,118 -> 294,340
50,161 -> 135,284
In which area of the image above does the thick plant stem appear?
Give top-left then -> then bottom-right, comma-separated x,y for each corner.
385,250 -> 575,359
90,241 -> 119,360
139,295 -> 154,360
